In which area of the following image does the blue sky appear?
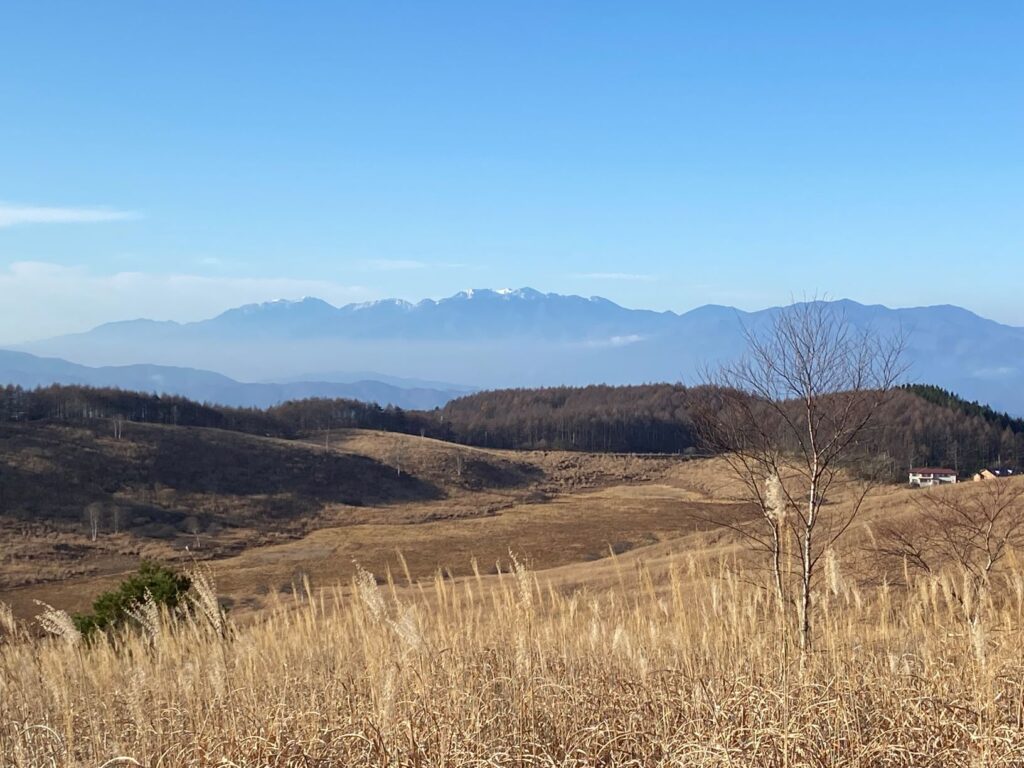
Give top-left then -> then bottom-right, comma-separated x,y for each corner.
1,2 -> 1021,342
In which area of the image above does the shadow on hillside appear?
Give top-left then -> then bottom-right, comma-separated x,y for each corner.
148,431 -> 442,504
457,456 -> 544,490
320,430 -> 545,491
0,423 -> 444,532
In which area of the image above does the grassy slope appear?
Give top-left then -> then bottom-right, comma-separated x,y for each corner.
0,421 -> 696,615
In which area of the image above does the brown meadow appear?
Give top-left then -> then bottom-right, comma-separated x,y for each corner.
3,540 -> 1024,766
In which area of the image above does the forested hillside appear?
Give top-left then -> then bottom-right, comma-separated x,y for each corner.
437,385 -> 1024,473
436,385 -> 699,453
0,384 -> 282,435
901,384 -> 1024,434
0,385 -> 427,439
881,385 -> 1024,474
1,382 -> 1021,476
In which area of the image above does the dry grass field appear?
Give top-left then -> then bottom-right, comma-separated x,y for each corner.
3,419 -> 1024,765
4,533 -> 1024,765
0,422 -> 690,616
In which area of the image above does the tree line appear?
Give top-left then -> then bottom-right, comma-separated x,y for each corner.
1,381 -> 1021,477
0,385 -> 423,439
436,384 -> 1024,474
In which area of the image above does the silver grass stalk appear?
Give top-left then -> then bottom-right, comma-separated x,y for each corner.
33,601 -> 81,647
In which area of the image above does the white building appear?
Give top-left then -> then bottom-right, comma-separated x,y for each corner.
909,467 -> 958,487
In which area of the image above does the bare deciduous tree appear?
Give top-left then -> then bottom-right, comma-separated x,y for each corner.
697,300 -> 905,652
184,515 -> 202,549
877,480 -> 1024,626
85,502 -> 103,542
391,438 -> 404,477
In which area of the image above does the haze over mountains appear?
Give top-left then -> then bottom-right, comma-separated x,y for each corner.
10,288 -> 1024,415
0,350 -> 466,410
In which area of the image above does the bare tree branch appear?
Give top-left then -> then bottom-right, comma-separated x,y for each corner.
697,298 -> 906,652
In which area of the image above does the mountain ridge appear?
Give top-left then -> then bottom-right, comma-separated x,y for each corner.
47,290 -> 1016,339
0,349 -> 466,410
14,289 -> 1024,415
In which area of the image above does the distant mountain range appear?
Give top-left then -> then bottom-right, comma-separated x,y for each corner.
12,288 -> 1024,415
0,350 -> 467,410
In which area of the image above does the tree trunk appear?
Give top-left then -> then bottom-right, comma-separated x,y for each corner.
800,474 -> 816,653
799,534 -> 812,653
771,524 -> 785,614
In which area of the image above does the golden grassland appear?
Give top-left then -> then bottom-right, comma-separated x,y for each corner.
4,423 -> 1024,766
3,542 -> 1024,766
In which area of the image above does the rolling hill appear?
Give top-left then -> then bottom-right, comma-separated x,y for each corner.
0,416 -> 683,613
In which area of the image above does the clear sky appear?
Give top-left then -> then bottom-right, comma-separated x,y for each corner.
1,2 -> 1021,342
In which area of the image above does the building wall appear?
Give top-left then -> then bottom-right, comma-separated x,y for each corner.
909,473 -> 958,487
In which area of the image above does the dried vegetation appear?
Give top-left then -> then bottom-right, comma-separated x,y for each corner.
3,545 -> 1024,766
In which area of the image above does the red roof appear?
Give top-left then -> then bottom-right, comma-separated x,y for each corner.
910,467 -> 957,475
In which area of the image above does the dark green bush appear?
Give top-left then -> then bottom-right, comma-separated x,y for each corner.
73,561 -> 191,636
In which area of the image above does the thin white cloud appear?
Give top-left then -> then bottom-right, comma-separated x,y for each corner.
574,272 -> 656,282
357,259 -> 470,272
0,261 -> 374,344
196,256 -> 227,267
359,259 -> 429,271
582,334 -> 647,348
0,203 -> 139,228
